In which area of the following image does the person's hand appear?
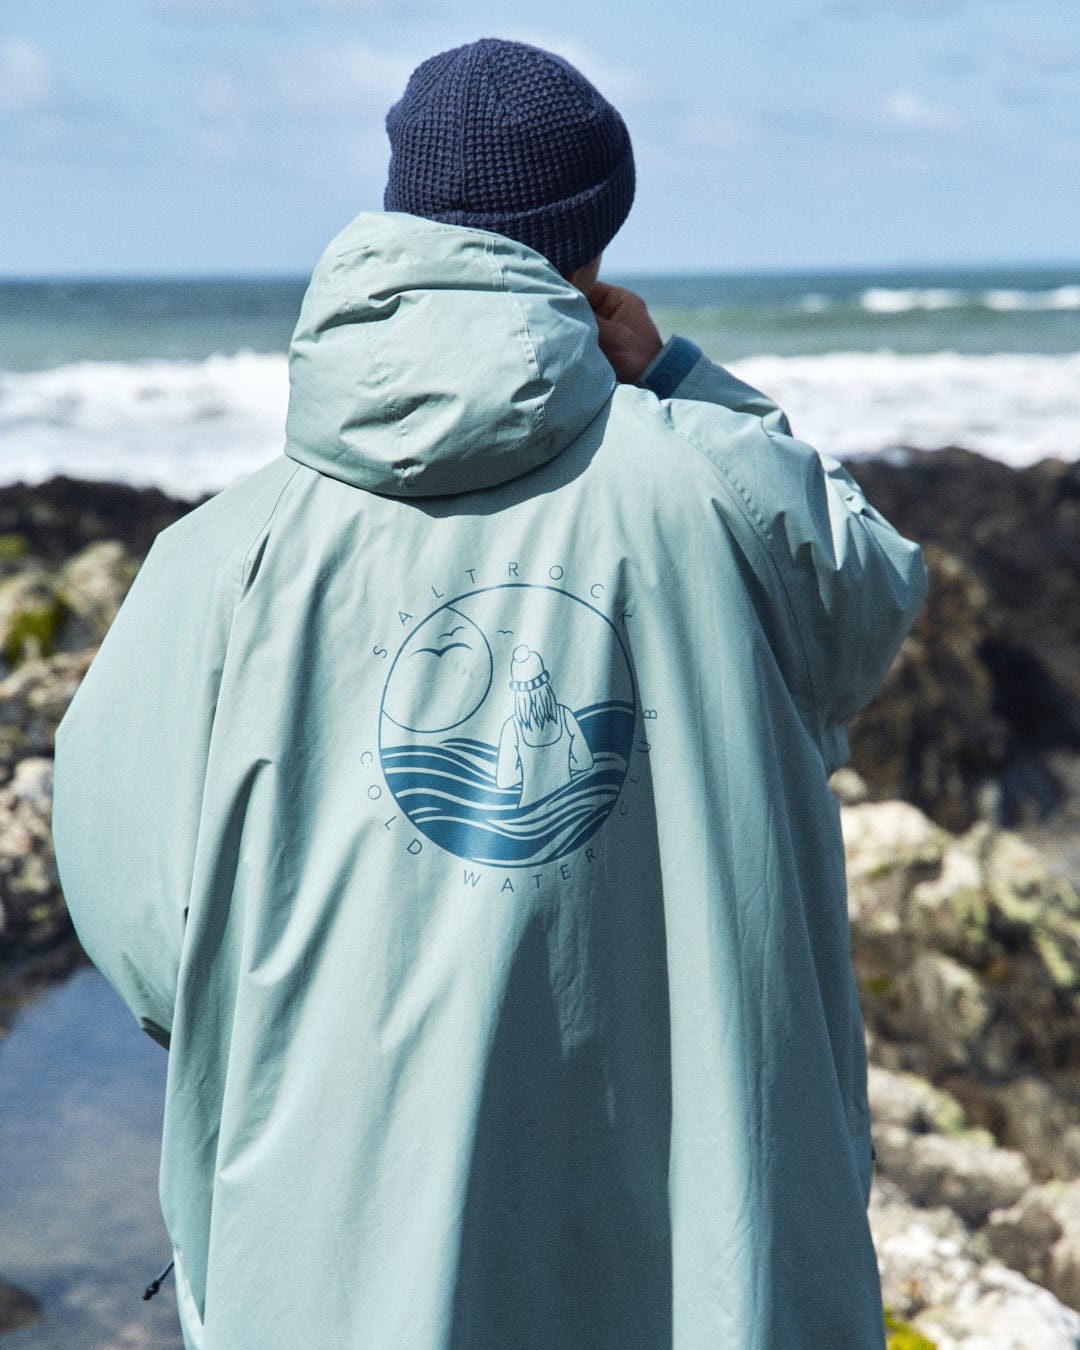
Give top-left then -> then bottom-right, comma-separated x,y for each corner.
587,280 -> 663,383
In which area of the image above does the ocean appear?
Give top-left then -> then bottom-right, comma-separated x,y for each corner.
1,264 -> 1079,494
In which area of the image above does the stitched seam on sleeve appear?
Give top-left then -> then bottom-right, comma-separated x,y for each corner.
240,462 -> 302,591
639,397 -> 826,740
491,237 -> 548,438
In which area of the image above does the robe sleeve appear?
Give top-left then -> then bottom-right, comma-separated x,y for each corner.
50,459 -> 299,1046
652,343 -> 928,765
51,518 -> 241,1047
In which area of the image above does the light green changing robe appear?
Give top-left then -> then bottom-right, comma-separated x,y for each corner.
53,211 -> 926,1348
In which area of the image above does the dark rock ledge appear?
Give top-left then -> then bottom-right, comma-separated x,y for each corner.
0,1277 -> 43,1336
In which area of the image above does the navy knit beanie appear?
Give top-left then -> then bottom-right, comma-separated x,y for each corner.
384,38 -> 634,274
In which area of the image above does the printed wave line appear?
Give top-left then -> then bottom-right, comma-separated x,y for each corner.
389,761 -> 626,831
405,776 -> 622,839
412,794 -> 618,866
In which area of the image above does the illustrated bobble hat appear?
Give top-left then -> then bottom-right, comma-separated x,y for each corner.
384,38 -> 635,274
509,646 -> 550,692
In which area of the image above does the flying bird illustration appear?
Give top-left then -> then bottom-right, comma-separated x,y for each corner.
412,641 -> 472,658
437,626 -> 466,639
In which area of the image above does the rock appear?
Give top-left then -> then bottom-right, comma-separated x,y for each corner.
986,1181 -> 1080,1315
1037,1181 -> 1080,1315
844,801 -> 951,874
869,1175 -> 1080,1348
0,748 -> 85,1025
976,1079 -> 1080,1183
1022,751 -> 1080,900
0,755 -> 70,960
0,540 -> 135,680
917,1265 -> 1080,1350
843,802 -> 949,976
846,796 -> 1080,1182
0,649 -> 93,784
908,841 -> 991,967
8,757 -> 53,816
847,450 -> 1080,671
883,952 -> 997,1076
984,831 -> 1080,993
0,534 -> 29,587
870,1175 -> 973,1320
868,1065 -> 967,1135
873,1124 -> 1031,1227
830,765 -> 869,805
847,449 -> 1080,834
0,476 -> 196,565
985,1185 -> 1064,1286
0,568 -> 68,672
848,544 -> 1009,835
57,540 -> 137,646
0,1276 -> 42,1335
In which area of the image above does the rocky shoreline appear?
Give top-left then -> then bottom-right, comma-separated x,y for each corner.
839,779 -> 1080,1346
846,448 -> 1080,835
2,457 -> 1080,1346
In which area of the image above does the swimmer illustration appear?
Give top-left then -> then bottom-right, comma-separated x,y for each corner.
380,585 -> 635,866
496,645 -> 595,808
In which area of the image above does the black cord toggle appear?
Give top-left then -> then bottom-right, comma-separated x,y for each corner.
143,1259 -> 175,1301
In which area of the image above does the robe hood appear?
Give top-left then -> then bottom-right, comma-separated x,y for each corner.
284,212 -> 616,496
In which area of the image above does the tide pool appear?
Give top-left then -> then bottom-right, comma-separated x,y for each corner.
0,968 -> 181,1348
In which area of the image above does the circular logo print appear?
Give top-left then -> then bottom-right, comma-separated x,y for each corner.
380,584 -> 635,867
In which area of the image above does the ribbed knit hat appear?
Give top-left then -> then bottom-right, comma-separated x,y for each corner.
384,38 -> 634,274
509,645 -> 550,691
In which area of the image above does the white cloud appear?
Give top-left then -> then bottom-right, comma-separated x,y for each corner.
158,0 -> 264,15
305,0 -> 407,10
196,33 -> 648,138
1001,35 -> 1080,74
326,44 -> 416,101
884,88 -> 965,133
678,111 -> 753,152
270,43 -> 416,111
190,42 -> 416,142
825,0 -> 969,14
195,71 -> 250,120
163,0 -> 428,18
0,39 -> 54,113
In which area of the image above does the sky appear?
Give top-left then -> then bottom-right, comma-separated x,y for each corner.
1,0 -> 1078,276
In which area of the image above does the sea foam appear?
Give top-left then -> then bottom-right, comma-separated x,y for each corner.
728,350 -> 1080,466
2,349 -> 1080,492
860,288 -> 966,313
858,285 -> 1080,314
0,352 -> 288,494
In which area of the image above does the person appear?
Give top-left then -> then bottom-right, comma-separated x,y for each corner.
52,37 -> 926,1350
495,646 -> 595,808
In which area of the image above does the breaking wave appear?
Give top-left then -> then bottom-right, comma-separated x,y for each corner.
381,701 -> 635,866
4,347 -> 1080,491
0,352 -> 288,494
858,285 -> 1080,314
728,351 -> 1080,465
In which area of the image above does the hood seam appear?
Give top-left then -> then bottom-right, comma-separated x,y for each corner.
285,213 -> 614,497
490,235 -> 549,440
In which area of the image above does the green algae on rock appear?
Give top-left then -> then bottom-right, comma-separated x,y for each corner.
0,570 -> 70,670
845,799 -> 1080,1182
885,1307 -> 936,1350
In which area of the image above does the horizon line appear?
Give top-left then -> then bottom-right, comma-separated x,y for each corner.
3,259 -> 1080,285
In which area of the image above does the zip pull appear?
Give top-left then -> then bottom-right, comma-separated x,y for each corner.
143,1259 -> 175,1301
